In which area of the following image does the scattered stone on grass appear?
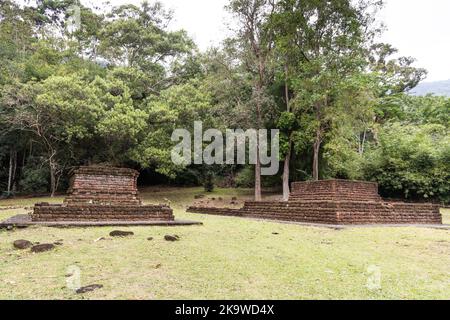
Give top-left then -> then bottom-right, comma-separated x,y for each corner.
13,239 -> 32,250
75,284 -> 103,294
154,263 -> 162,269
164,235 -> 180,242
272,232 -> 279,235
31,243 -> 55,253
147,237 -> 154,241
0,205 -> 24,211
109,230 -> 134,237
194,194 -> 205,199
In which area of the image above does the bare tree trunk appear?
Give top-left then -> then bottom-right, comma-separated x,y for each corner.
49,164 -> 56,197
359,130 -> 367,156
312,129 -> 321,181
7,150 -> 13,193
49,156 -> 58,197
254,98 -> 262,202
282,64 -> 291,201
282,141 -> 291,201
11,151 -> 17,192
255,150 -> 262,201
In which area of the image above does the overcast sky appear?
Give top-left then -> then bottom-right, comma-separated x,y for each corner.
88,0 -> 450,82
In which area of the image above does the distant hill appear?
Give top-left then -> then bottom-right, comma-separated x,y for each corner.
410,79 -> 450,97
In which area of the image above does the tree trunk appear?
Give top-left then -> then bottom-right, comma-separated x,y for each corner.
282,64 -> 291,201
7,149 -> 13,193
312,129 -> 321,181
49,158 -> 57,197
254,98 -> 262,202
359,130 -> 367,156
255,151 -> 262,202
282,141 -> 291,201
11,150 -> 17,192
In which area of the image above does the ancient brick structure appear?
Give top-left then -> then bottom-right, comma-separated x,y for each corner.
32,166 -> 174,222
187,180 -> 442,225
289,180 -> 381,202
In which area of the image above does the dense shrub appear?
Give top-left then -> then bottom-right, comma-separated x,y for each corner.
19,161 -> 49,194
235,166 -> 254,188
363,123 -> 449,203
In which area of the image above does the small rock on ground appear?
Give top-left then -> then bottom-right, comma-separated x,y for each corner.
13,239 -> 32,250
147,237 -> 154,241
164,235 -> 180,242
109,230 -> 134,237
31,244 -> 55,253
75,284 -> 103,294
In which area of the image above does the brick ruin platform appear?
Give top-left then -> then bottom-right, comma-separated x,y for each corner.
187,180 -> 442,225
20,166 -> 201,226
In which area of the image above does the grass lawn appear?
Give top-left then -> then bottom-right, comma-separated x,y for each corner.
0,187 -> 449,300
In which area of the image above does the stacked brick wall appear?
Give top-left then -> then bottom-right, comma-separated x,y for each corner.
290,180 -> 381,202
32,166 -> 174,222
186,207 -> 243,217
187,180 -> 442,225
65,166 -> 141,206
33,203 -> 174,222
240,201 -> 339,224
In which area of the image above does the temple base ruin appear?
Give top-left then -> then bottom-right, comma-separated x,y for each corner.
187,180 -> 442,225
31,166 -> 175,222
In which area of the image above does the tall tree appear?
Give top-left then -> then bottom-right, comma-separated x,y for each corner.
227,0 -> 276,201
271,0 -> 383,181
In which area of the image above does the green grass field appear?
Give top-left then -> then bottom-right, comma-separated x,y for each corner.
0,187 -> 449,300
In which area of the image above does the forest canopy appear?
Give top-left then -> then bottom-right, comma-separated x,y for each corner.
0,0 -> 448,203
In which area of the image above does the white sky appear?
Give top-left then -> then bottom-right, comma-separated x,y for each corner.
88,0 -> 450,82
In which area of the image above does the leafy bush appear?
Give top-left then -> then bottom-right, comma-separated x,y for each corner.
363,123 -> 449,203
235,166 -> 254,188
19,162 -> 49,194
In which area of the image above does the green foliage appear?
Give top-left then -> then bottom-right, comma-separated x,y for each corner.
323,138 -> 365,180
277,112 -> 296,131
235,166 -> 255,188
363,123 -> 449,203
98,1 -> 194,77
19,160 -> 50,193
376,93 -> 450,125
129,79 -> 213,178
